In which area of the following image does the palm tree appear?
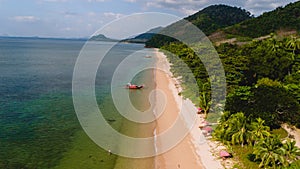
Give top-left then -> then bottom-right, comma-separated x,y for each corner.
212,122 -> 228,143
286,36 -> 300,61
267,33 -> 281,53
199,82 -> 211,119
185,48 -> 196,59
282,139 -> 300,163
199,91 -> 211,118
213,112 -> 236,144
248,118 -> 271,145
253,135 -> 287,168
230,112 -> 249,147
213,112 -> 252,146
218,111 -> 231,124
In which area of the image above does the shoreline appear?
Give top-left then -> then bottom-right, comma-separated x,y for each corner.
154,49 -> 224,169
154,49 -> 203,169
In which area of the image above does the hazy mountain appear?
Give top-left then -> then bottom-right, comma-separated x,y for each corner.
89,34 -> 118,42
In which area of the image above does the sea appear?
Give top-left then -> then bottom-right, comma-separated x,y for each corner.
0,37 -> 157,169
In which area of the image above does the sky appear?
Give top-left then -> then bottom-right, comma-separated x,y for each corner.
0,0 -> 298,38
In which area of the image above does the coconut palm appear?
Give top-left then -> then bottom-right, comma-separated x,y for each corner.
199,82 -> 211,119
213,112 -> 251,146
213,112 -> 237,144
199,91 -> 211,118
267,33 -> 281,52
286,36 -> 300,60
253,135 -> 287,168
230,112 -> 250,147
248,118 -> 271,145
282,139 -> 300,163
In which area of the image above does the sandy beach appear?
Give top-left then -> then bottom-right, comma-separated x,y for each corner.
154,49 -> 223,169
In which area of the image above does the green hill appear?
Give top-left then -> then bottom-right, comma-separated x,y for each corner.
145,4 -> 252,47
223,1 -> 300,39
187,4 -> 253,35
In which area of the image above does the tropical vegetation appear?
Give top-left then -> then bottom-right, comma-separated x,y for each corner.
145,2 -> 300,168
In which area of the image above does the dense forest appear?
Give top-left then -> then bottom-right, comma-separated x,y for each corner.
186,4 -> 253,35
223,1 -> 300,38
147,2 -> 300,168
145,4 -> 252,48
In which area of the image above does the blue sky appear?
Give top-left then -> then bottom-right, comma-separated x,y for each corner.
0,0 -> 297,38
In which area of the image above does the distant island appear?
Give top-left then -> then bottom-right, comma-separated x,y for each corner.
89,27 -> 163,44
89,34 -> 118,42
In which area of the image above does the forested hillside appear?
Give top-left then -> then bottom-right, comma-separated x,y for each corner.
223,1 -> 300,38
145,5 -> 252,48
187,4 -> 253,35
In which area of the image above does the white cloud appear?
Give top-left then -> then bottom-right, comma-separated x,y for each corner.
244,0 -> 297,15
143,0 -> 298,16
12,16 -> 40,22
145,0 -> 218,16
103,12 -> 124,19
180,7 -> 198,15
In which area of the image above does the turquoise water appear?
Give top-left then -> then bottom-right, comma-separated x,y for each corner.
0,37 -> 155,168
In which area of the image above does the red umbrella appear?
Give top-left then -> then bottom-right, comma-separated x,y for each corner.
220,150 -> 231,157
202,126 -> 213,132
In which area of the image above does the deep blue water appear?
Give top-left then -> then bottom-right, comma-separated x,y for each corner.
0,37 -> 154,168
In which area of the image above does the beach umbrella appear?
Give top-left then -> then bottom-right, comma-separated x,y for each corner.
197,107 -> 203,114
220,150 -> 231,157
202,126 -> 213,132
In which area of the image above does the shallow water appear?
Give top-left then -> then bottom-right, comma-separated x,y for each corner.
0,37 -> 156,168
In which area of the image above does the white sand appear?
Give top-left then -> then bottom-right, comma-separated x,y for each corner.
282,124 -> 300,148
155,49 -> 224,169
